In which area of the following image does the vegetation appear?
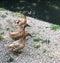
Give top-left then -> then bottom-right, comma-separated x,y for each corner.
7,56 -> 14,62
14,12 -> 24,18
43,49 -> 47,53
6,28 -> 10,31
51,25 -> 60,31
0,24 -> 2,29
33,37 -> 50,44
0,35 -> 4,41
0,32 -> 4,35
34,45 -> 40,49
33,38 -> 41,42
1,15 -> 6,18
0,8 -> 6,11
41,40 -> 50,44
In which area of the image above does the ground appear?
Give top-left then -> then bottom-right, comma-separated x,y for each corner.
0,11 -> 60,63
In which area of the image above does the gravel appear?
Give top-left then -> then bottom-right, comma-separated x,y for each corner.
0,11 -> 60,63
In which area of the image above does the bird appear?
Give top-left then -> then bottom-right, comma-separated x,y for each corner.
7,38 -> 26,53
7,33 -> 31,53
16,19 -> 30,29
9,17 -> 31,40
9,30 -> 25,40
9,30 -> 32,40
16,11 -> 30,29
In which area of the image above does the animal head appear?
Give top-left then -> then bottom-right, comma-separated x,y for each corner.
16,20 -> 21,24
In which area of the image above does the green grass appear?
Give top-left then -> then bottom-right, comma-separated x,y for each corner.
33,38 -> 50,44
34,45 -> 40,49
51,25 -> 60,31
49,56 -> 53,59
7,56 -> 14,62
6,28 -> 10,31
1,15 -> 6,18
32,32 -> 36,35
14,12 -> 24,18
0,8 -> 6,11
33,38 -> 41,42
0,35 -> 4,41
41,40 -> 50,44
43,49 -> 47,53
0,32 -> 4,35
0,24 -> 2,29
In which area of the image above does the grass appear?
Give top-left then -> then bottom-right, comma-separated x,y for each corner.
1,15 -> 6,18
51,25 -> 60,31
34,45 -> 40,49
33,38 -> 50,44
6,28 -> 10,31
7,56 -> 14,62
0,35 -> 4,41
33,38 -> 41,42
0,24 -> 2,29
0,8 -> 6,11
49,56 -> 53,59
0,32 -> 4,35
14,12 -> 24,18
32,32 -> 37,35
43,49 -> 47,53
41,40 -> 50,44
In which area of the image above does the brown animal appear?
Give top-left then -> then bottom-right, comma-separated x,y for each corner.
7,32 -> 31,53
9,30 -> 25,40
9,17 -> 31,40
16,16 -> 26,29
16,19 -> 30,29
9,30 -> 32,40
7,38 -> 26,53
9,23 -> 31,40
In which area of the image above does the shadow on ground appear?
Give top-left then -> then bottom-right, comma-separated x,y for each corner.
0,0 -> 60,25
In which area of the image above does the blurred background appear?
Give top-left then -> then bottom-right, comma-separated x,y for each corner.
0,0 -> 60,24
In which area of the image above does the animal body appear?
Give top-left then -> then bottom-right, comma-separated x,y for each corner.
7,11 -> 32,53
7,38 -> 26,53
9,15 -> 30,40
9,31 -> 32,40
